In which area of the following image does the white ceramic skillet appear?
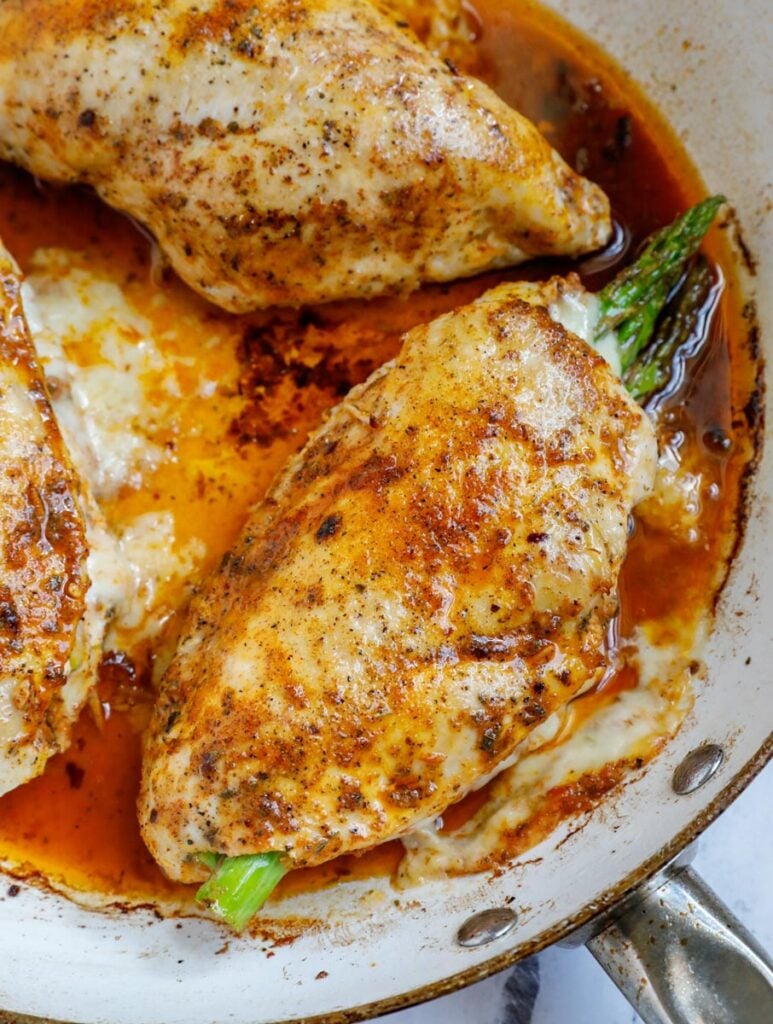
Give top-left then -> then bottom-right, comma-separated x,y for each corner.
0,1 -> 770,1022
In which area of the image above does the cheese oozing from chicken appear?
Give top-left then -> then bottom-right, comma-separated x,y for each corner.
139,283 -> 657,881
0,0 -> 610,311
399,624 -> 698,882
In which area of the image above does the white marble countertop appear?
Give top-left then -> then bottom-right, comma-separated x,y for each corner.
378,763 -> 772,1024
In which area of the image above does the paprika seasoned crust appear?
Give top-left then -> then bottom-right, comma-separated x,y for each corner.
0,244 -> 97,797
0,0 -> 610,312
139,284 -> 657,881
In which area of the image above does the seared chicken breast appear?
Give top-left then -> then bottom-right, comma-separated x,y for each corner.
140,283 -> 656,881
0,0 -> 609,311
0,244 -> 98,797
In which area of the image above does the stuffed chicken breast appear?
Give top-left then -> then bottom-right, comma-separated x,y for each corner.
139,281 -> 657,886
0,243 -> 99,797
0,0 -> 610,311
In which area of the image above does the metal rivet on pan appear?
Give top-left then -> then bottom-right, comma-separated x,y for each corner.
672,743 -> 724,795
456,907 -> 518,947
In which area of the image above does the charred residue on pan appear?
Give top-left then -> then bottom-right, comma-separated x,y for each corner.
229,310 -> 384,447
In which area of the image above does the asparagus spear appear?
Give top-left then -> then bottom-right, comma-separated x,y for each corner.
595,195 -> 725,375
624,254 -> 714,403
195,851 -> 288,932
192,199 -> 725,933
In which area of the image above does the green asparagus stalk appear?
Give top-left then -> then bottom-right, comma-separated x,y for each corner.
595,195 -> 725,374
195,851 -> 288,932
624,254 -> 714,403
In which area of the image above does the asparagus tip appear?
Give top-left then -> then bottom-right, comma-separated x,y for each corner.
595,194 -> 726,375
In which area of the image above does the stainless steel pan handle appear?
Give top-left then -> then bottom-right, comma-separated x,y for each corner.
585,862 -> 773,1024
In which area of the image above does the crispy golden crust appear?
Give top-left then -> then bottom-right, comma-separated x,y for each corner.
0,0 -> 609,311
139,286 -> 656,880
0,244 -> 91,796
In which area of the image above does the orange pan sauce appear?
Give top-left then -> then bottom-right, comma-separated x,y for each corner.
0,0 -> 758,909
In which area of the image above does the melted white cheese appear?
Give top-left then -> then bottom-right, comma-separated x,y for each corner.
639,433 -> 706,545
113,512 -> 206,641
549,288 -> 621,376
21,251 -> 169,500
399,625 -> 698,883
80,510 -> 205,657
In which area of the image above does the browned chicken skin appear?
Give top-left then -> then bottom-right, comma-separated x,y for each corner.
139,283 -> 656,881
0,0 -> 610,311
